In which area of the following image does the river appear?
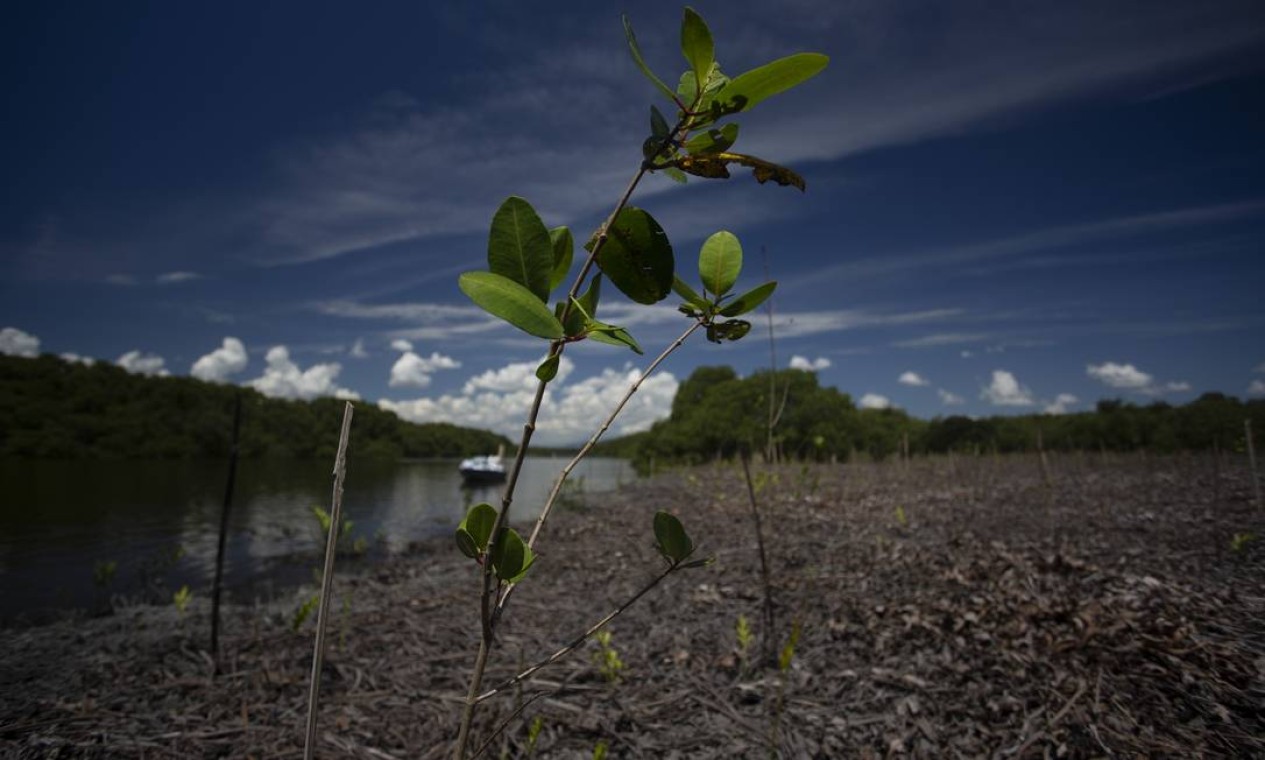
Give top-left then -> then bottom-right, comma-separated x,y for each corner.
0,456 -> 632,623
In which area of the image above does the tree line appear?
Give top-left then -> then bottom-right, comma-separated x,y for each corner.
610,366 -> 1265,471
0,354 -> 510,460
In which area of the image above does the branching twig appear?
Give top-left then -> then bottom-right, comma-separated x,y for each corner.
303,401 -> 354,760
470,690 -> 552,760
530,322 -> 702,548
475,563 -> 678,704
490,320 -> 704,626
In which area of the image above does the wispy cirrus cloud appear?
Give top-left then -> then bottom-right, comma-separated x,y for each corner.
790,199 -> 1265,291
19,1 -> 1260,278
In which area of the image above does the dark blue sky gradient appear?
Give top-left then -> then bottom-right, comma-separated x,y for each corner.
3,1 -> 1263,443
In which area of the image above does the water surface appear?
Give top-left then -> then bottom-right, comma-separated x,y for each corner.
0,456 -> 631,622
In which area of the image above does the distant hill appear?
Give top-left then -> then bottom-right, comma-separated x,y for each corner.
0,354 -> 511,460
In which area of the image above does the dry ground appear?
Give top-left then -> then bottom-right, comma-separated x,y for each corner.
2,453 -> 1263,758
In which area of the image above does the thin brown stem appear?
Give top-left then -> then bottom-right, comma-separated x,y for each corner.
470,690 -> 552,760
303,401 -> 354,760
528,320 -> 703,550
740,451 -> 777,668
488,320 -> 702,626
475,563 -> 677,705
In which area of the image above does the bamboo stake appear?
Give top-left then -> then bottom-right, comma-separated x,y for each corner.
303,401 -> 354,760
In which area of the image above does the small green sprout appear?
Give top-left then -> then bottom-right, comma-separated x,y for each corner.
93,559 -> 117,588
736,614 -> 754,659
293,592 -> 319,632
173,585 -> 192,615
593,630 -> 625,683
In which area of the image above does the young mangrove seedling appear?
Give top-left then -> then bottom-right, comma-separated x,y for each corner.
448,7 -> 827,756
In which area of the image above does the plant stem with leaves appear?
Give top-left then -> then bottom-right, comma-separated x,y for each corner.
450,8 -> 826,756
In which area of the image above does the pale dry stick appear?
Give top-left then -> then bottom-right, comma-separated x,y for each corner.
475,563 -> 678,705
303,401 -> 354,760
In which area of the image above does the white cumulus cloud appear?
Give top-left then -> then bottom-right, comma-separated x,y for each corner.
464,357 -> 575,394
117,350 -> 170,376
349,338 -> 369,359
981,370 -> 1033,406
937,388 -> 965,406
1044,393 -> 1078,414
1087,361 -> 1190,395
191,337 -> 248,382
859,393 -> 891,410
389,350 -> 462,388
390,339 -> 414,352
379,357 -> 674,446
1086,361 -> 1153,389
898,371 -> 929,387
248,345 -> 358,400
61,352 -> 95,366
789,355 -> 832,371
1249,379 -> 1265,396
1,327 -> 40,357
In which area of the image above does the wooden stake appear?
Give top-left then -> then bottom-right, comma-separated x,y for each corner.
303,401 -> 354,760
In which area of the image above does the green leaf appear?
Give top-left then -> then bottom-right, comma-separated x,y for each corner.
587,321 -> 644,355
671,275 -> 709,311
662,166 -> 688,184
680,8 -> 714,100
653,510 -> 694,563
455,528 -> 479,560
650,105 -> 670,139
714,53 -> 829,114
718,281 -> 776,317
492,527 -> 535,583
684,124 -> 739,155
683,63 -> 730,122
536,353 -> 561,381
488,196 -> 553,302
676,70 -> 699,105
706,319 -> 752,343
699,230 -> 742,297
622,14 -> 678,103
548,226 -> 574,293
456,503 -> 497,558
459,271 -> 565,339
587,207 -> 674,305
561,275 -> 602,338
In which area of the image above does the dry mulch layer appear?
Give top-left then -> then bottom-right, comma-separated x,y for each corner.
2,454 -> 1263,759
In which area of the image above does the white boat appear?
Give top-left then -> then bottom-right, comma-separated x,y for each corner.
459,453 -> 507,483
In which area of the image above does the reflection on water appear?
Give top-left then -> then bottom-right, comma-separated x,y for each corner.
0,456 -> 631,622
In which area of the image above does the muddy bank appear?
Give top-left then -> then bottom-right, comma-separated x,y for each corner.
2,454 -> 1263,758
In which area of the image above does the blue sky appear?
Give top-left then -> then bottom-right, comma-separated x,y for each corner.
3,0 -> 1264,444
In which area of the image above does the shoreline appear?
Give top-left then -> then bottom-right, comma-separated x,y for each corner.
2,456 -> 1263,757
